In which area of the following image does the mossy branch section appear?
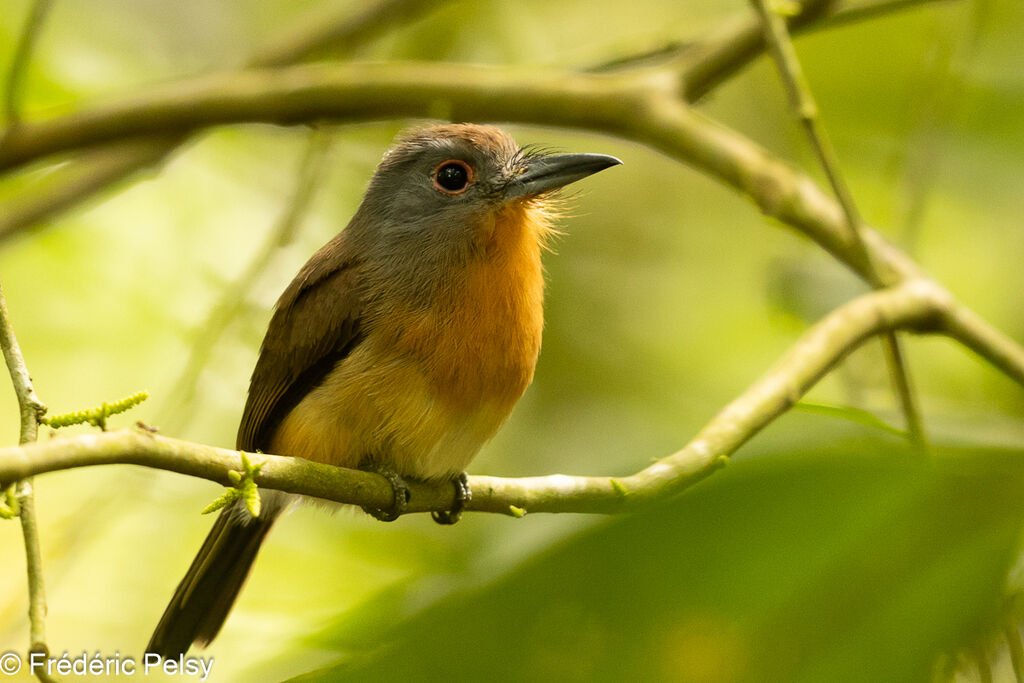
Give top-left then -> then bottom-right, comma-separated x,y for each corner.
0,281 -> 956,518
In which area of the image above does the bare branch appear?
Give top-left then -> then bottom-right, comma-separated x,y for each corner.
0,0 -> 451,241
589,0 -> 962,102
828,0 -> 962,29
942,305 -> 1024,389
0,282 -> 50,664
679,0 -> 960,102
0,137 -> 174,242
680,0 -> 836,102
751,0 -> 927,448
0,0 -> 956,240
0,63 -> 647,173
0,285 -> 45,443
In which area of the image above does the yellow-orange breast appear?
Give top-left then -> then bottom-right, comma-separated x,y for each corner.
269,200 -> 551,479
422,200 -> 548,405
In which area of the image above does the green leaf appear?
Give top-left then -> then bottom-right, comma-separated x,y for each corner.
291,441 -> 1024,683
794,400 -> 906,438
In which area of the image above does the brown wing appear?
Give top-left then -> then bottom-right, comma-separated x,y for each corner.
236,238 -> 364,452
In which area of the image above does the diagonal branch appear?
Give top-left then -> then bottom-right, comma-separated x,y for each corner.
0,63 -> 650,173
679,0 -> 837,102
0,137 -> 177,240
750,0 -> 927,449
0,288 -> 45,444
0,279 -> 960,516
0,0 -> 959,242
0,0 -> 451,242
672,0 -> 960,102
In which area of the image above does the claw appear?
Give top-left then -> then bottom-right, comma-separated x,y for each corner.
432,472 -> 471,525
363,468 -> 409,522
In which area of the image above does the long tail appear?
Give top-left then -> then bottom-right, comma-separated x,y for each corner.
147,497 -> 285,658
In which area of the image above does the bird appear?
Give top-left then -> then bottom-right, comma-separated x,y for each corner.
147,122 -> 621,657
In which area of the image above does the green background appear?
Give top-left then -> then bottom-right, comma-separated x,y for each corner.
1,1 -> 1023,680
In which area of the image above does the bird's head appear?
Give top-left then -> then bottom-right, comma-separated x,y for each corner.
352,123 -> 621,257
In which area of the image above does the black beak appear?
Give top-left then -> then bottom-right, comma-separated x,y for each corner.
505,153 -> 621,200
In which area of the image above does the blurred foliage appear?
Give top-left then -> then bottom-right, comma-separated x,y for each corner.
0,0 -> 1022,681
294,438 -> 1024,683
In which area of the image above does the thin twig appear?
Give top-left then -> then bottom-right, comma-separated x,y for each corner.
161,128 -> 334,432
579,0 -> 961,100
0,286 -> 45,442
0,138 -> 174,241
751,0 -> 928,451
16,483 -> 47,650
680,0 -> 836,102
4,0 -> 55,126
0,282 -> 51,675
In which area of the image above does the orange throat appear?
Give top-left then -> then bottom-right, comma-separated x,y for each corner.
425,199 -> 553,410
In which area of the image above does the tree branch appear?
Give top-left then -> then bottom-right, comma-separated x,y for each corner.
0,63 -> 647,172
751,0 -> 927,449
677,0 -> 959,101
0,0 -> 957,242
0,282 -> 51,672
0,0 -> 451,241
0,63 -> 938,285
828,0 -> 961,29
0,280 -> 956,516
2,58 -> 1022,399
678,0 -> 837,102
941,304 -> 1024,389
0,287 -> 45,444
0,137 -> 176,241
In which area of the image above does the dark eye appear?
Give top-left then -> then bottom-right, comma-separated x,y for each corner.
433,160 -> 473,194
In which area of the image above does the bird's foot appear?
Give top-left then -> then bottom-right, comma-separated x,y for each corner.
362,467 -> 409,522
432,472 -> 471,525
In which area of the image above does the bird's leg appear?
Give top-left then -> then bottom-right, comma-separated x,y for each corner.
432,472 -> 471,525
361,467 -> 409,522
